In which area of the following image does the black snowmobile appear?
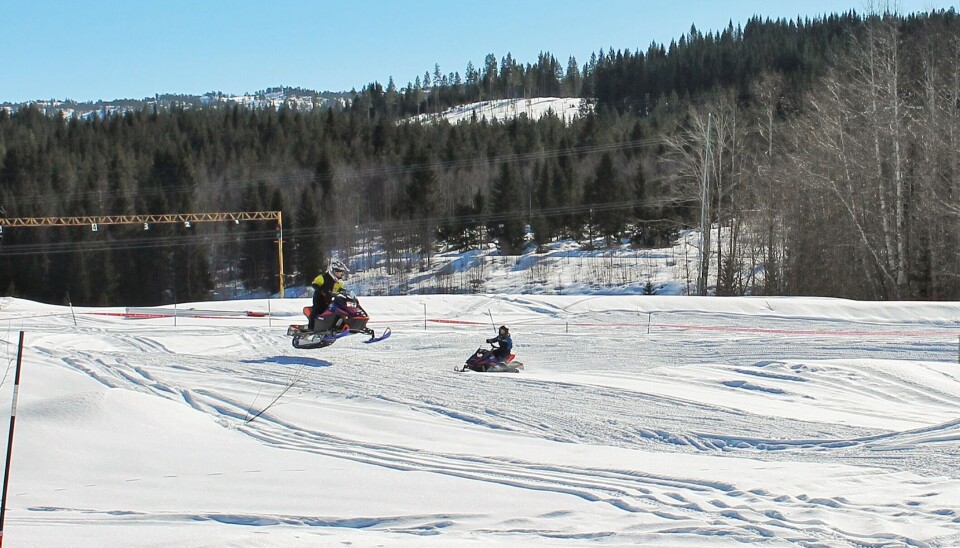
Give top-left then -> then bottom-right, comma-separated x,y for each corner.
455,346 -> 523,373
286,291 -> 391,350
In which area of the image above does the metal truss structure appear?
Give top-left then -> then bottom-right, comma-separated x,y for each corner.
0,211 -> 286,297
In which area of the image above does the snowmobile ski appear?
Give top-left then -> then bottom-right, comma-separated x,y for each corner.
363,327 -> 392,344
454,363 -> 522,373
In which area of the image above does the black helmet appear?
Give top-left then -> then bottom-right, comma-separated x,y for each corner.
498,325 -> 509,335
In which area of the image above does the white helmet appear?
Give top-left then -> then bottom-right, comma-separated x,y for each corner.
328,259 -> 349,279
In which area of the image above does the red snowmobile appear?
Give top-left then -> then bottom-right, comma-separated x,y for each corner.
286,291 -> 390,350
455,345 -> 523,373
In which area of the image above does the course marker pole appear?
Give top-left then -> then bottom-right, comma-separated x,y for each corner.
0,331 -> 26,547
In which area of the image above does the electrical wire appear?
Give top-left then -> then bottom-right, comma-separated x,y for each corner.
0,195 -> 698,257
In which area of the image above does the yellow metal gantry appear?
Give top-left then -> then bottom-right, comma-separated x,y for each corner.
0,211 -> 286,298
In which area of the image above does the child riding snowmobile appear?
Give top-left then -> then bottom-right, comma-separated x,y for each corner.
457,326 -> 522,372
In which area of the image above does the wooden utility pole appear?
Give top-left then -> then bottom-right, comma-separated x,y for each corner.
697,113 -> 713,297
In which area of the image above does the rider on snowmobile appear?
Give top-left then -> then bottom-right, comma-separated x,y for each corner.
307,259 -> 349,331
485,325 -> 513,365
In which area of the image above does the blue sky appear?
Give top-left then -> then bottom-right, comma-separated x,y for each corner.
1,0 -> 955,103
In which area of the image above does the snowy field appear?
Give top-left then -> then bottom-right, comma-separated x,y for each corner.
1,294 -> 960,546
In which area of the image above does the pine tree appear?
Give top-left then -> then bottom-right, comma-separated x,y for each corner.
294,187 -> 323,284
488,163 -> 525,254
402,143 -> 438,265
585,152 -> 629,245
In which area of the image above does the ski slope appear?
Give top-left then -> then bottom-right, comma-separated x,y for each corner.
1,294 -> 960,546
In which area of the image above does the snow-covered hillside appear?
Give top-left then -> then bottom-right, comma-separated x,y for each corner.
284,230 -> 727,299
2,88 -> 349,120
409,96 -> 592,125
5,94 -> 588,126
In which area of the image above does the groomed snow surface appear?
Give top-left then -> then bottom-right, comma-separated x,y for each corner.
1,294 -> 960,546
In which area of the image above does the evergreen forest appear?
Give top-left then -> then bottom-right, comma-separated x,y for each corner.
2,10 -> 960,305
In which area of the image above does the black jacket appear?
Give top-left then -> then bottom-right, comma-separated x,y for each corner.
485,334 -> 513,357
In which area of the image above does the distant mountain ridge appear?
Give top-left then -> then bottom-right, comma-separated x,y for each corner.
0,86 -> 354,119
2,90 -> 593,126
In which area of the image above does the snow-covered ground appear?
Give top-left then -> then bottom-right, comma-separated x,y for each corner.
323,230 -> 716,299
1,293 -> 959,546
409,96 -> 591,125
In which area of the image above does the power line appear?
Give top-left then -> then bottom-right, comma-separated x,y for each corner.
0,211 -> 287,296
0,197 -> 696,257
2,135 -> 671,211
0,229 -> 276,257
1,113 -> 789,214
1,94 -> 793,218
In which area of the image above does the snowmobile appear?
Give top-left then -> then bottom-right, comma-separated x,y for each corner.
286,291 -> 391,350
455,346 -> 523,373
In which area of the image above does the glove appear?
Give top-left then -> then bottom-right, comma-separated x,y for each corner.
485,337 -> 496,344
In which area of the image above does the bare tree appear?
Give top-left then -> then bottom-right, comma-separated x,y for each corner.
788,16 -> 912,298
663,92 -> 745,295
743,72 -> 792,295
912,15 -> 960,296
708,94 -> 748,294
663,108 -> 712,294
